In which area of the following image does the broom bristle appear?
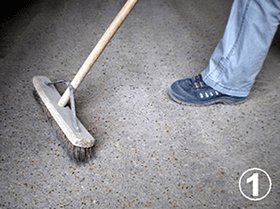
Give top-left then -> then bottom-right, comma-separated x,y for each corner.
33,90 -> 95,163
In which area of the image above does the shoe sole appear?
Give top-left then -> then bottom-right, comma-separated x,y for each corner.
167,87 -> 246,106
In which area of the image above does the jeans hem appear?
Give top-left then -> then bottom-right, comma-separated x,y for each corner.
201,72 -> 250,97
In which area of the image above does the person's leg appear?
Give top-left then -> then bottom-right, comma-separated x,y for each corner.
202,0 -> 280,97
169,0 -> 280,105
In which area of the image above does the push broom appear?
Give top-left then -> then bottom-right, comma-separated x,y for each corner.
33,0 -> 138,161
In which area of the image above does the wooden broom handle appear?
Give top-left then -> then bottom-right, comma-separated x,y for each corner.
58,0 -> 138,107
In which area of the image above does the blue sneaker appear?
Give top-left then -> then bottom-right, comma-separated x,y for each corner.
168,75 -> 246,106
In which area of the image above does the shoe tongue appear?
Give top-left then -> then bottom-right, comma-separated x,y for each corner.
191,74 -> 201,82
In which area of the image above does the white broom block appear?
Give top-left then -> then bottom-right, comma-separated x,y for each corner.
33,76 -> 95,148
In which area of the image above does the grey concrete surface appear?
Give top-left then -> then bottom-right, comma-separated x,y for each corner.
0,0 -> 280,208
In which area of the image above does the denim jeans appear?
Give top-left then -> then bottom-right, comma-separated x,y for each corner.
201,0 -> 280,97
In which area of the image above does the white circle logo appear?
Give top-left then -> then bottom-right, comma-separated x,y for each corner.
239,168 -> 272,201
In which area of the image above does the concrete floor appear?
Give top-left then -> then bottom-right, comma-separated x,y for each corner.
0,0 -> 280,208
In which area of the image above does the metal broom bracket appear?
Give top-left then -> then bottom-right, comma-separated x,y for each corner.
46,80 -> 81,132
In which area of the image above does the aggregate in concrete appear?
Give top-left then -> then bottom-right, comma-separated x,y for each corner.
0,0 -> 280,208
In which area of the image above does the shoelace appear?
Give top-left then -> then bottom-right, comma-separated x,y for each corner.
192,75 -> 206,89
192,75 -> 221,99
199,90 -> 220,99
